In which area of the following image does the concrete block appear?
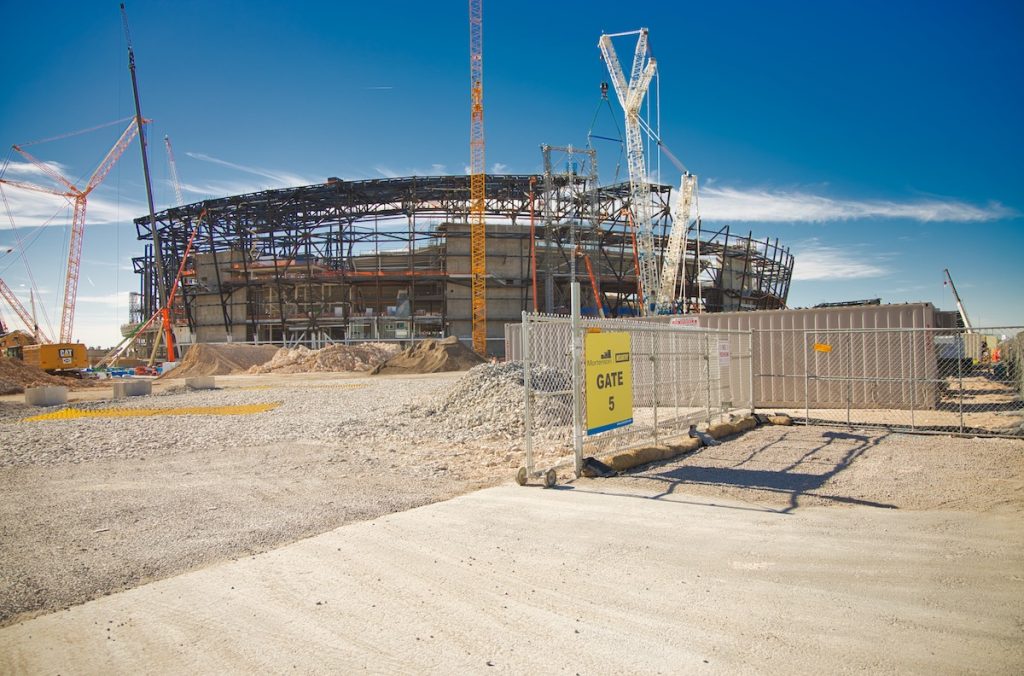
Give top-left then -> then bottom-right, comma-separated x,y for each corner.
185,376 -> 216,390
112,380 -> 152,399
25,386 -> 68,407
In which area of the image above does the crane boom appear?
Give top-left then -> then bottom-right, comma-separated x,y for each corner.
164,135 -> 185,206
469,0 -> 487,353
0,277 -> 50,343
599,29 -> 659,315
656,173 -> 697,312
944,268 -> 973,333
5,120 -> 141,342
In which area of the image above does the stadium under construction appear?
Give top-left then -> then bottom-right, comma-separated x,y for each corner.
128,172 -> 795,356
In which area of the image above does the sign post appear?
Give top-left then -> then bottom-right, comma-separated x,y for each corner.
585,331 -> 633,435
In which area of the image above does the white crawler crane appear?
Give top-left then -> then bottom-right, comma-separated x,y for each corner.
598,28 -> 659,314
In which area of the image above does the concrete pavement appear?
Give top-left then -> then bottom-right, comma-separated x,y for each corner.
2,482 -> 1021,674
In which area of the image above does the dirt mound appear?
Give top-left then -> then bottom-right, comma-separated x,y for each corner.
250,343 -> 401,374
372,336 -> 483,375
0,357 -> 96,395
159,343 -> 281,379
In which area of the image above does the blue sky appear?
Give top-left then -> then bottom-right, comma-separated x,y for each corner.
0,0 -> 1021,346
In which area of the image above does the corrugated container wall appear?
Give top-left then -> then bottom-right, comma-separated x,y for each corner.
683,303 -> 937,409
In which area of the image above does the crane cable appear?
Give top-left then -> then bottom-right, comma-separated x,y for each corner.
0,153 -> 59,338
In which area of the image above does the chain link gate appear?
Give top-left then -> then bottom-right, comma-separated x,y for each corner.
516,298 -> 754,486
800,327 -> 1024,437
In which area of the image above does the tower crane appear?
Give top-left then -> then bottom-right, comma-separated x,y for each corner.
0,119 -> 141,342
656,172 -> 697,312
599,29 -> 659,315
468,0 -> 487,354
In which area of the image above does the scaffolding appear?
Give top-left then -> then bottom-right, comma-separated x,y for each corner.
129,174 -> 794,355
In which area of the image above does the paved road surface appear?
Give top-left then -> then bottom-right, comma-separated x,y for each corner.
2,483 -> 1021,674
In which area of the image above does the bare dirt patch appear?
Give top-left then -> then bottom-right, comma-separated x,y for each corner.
600,424 -> 1024,513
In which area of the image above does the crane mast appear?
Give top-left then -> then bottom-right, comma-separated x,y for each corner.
599,29 -> 659,315
656,172 -> 697,312
469,0 -> 487,353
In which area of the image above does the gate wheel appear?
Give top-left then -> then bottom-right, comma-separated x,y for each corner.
515,467 -> 528,486
543,469 -> 557,488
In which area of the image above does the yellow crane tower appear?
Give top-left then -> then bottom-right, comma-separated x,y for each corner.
469,0 -> 487,354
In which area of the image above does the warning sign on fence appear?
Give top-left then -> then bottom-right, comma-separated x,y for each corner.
814,343 -> 833,353
585,331 -> 633,435
718,340 -> 731,367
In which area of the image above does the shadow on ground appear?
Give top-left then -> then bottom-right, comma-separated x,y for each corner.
576,428 -> 899,513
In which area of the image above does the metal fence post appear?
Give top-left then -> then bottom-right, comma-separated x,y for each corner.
522,311 -> 534,476
570,283 -> 584,478
748,330 -> 755,414
910,330 -> 917,430
705,332 -> 712,424
957,332 -> 964,434
652,331 -> 659,445
804,331 -> 811,426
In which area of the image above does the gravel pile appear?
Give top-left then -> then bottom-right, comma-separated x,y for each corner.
250,342 -> 400,374
408,361 -> 572,442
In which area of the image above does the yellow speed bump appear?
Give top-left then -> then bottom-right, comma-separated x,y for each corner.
23,402 -> 281,422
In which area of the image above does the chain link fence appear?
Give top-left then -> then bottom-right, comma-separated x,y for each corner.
753,327 -> 1024,437
513,311 -> 753,482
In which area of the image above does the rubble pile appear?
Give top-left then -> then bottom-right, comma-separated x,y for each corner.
250,342 -> 401,374
372,336 -> 483,375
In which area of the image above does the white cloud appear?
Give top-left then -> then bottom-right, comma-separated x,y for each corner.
77,290 -> 132,307
699,185 -> 1013,223
185,152 -> 317,189
1,158 -> 71,180
0,181 -> 144,228
491,162 -> 508,173
791,241 -> 887,281
375,166 -> 399,179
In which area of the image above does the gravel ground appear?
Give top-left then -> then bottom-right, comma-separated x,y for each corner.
0,370 -> 527,626
2,368 -> 1023,629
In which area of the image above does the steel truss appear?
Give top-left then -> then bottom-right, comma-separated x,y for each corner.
131,174 -> 794,345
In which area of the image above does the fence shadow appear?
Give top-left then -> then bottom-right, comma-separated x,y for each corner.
618,429 -> 897,513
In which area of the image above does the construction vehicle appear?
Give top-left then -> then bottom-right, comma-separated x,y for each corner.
1,329 -> 36,353
19,342 -> 89,376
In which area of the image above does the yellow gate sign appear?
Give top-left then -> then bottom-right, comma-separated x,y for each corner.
813,343 -> 833,353
585,331 -> 633,435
